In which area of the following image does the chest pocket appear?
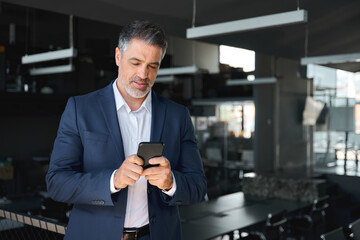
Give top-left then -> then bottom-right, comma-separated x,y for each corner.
82,131 -> 114,170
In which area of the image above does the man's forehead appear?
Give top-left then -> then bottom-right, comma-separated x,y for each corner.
124,39 -> 162,62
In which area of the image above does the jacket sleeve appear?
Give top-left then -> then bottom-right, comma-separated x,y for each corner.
46,97 -> 115,207
160,107 -> 207,206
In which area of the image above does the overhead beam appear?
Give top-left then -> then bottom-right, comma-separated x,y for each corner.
187,10 -> 308,39
301,52 -> 360,65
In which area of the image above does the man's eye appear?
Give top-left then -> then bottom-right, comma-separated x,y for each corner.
131,62 -> 140,66
149,65 -> 157,69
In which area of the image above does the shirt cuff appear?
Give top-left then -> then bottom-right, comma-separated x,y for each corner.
110,169 -> 121,194
161,172 -> 177,196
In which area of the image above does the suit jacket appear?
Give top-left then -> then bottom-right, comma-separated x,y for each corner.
46,82 -> 207,240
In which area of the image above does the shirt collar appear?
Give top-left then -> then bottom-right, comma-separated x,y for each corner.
112,79 -> 152,113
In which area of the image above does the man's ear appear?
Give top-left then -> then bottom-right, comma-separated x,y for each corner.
115,47 -> 121,66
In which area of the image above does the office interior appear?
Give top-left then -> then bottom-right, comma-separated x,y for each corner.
1,0 -> 360,239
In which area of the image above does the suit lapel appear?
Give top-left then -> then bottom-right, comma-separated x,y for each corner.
150,91 -> 166,142
97,86 -> 165,162
98,82 -> 126,163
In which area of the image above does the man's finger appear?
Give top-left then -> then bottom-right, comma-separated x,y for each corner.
127,154 -> 144,166
145,173 -> 161,181
127,163 -> 144,175
149,156 -> 168,166
126,170 -> 142,181
142,165 -> 164,176
123,176 -> 137,186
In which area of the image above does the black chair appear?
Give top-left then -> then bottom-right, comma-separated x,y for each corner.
349,218 -> 360,240
264,210 -> 287,240
320,227 -> 347,240
239,231 -> 266,240
311,196 -> 329,226
285,196 -> 329,239
239,211 -> 287,240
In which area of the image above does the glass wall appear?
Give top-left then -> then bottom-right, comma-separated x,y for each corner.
191,100 -> 255,197
308,64 -> 360,170
191,100 -> 255,167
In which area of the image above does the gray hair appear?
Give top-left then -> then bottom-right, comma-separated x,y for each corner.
118,20 -> 168,59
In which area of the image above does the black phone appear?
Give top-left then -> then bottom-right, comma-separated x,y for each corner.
137,142 -> 164,169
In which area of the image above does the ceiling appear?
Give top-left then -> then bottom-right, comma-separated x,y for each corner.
5,0 -> 360,72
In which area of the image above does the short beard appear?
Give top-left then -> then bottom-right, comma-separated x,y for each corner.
120,74 -> 153,99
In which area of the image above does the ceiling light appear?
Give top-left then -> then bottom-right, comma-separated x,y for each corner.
29,64 -> 74,76
156,76 -> 177,83
22,48 -> 77,64
226,77 -> 276,86
301,52 -> 360,65
157,65 -> 203,76
187,10 -> 308,39
247,75 -> 255,81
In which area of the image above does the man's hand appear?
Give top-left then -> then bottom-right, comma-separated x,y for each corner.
142,156 -> 173,190
114,154 -> 144,189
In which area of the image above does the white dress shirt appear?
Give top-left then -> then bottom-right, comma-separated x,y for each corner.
110,79 -> 176,228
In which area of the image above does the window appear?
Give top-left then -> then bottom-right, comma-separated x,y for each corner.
219,45 -> 255,72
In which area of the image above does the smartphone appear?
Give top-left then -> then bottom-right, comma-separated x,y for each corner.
137,142 -> 164,169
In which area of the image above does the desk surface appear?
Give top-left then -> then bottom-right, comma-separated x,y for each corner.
0,196 -> 42,213
180,192 -> 310,240
179,192 -> 255,222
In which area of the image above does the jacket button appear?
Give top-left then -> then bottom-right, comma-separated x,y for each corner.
92,200 -> 105,205
147,189 -> 151,194
150,217 -> 156,224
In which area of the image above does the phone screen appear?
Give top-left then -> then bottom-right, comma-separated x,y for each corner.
137,142 -> 164,169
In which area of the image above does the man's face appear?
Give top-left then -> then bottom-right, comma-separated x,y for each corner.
115,38 -> 162,100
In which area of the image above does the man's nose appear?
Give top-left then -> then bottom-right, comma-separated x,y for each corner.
137,66 -> 148,79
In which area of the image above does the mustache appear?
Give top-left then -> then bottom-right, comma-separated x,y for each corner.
130,76 -> 151,84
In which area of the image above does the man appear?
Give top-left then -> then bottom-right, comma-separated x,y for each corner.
46,20 -> 207,240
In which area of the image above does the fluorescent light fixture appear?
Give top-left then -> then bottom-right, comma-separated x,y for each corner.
156,75 -> 176,83
226,77 -> 276,86
22,48 -> 77,64
187,10 -> 308,39
301,52 -> 360,65
247,75 -> 255,81
157,65 -> 201,76
29,64 -> 74,76
192,99 -> 247,106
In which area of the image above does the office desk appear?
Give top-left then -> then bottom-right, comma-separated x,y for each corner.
0,196 -> 42,213
182,222 -> 229,240
180,192 -> 257,222
181,192 -> 310,240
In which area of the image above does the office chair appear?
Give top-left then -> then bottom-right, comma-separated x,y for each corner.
239,231 -> 266,240
311,196 -> 329,225
239,211 -> 287,240
286,196 -> 329,239
349,218 -> 360,240
264,210 -> 288,240
320,227 -> 347,240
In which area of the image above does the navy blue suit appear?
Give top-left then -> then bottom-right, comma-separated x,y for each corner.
46,82 -> 207,239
